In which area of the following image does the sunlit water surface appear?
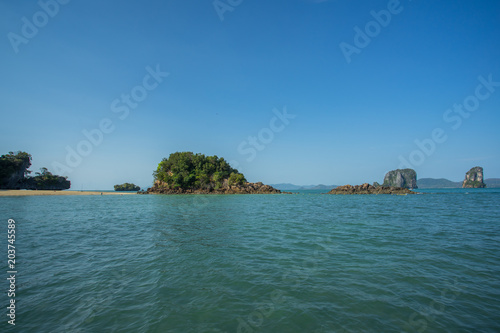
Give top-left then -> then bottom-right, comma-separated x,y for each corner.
1,189 -> 499,332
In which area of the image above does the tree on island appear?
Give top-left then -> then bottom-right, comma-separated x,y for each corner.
153,152 -> 247,191
0,151 -> 32,188
114,183 -> 141,191
0,151 -> 70,190
24,167 -> 71,190
148,152 -> 280,194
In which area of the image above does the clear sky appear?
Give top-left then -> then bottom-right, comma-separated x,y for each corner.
1,0 -> 499,190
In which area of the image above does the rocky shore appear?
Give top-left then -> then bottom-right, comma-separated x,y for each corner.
145,180 -> 282,195
327,183 -> 417,195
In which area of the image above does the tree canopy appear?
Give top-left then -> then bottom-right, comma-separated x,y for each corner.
0,151 -> 32,188
154,152 -> 246,190
26,167 -> 71,190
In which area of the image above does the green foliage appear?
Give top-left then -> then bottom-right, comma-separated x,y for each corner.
28,168 -> 71,190
0,151 -> 32,187
114,183 -> 141,191
228,172 -> 246,186
154,152 -> 246,190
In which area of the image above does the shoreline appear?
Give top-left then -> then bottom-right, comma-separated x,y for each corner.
0,190 -> 136,197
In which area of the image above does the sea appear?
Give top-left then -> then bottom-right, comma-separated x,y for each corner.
1,188 -> 499,332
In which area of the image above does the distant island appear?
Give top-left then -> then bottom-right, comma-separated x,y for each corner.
145,152 -> 281,194
462,166 -> 486,188
0,151 -> 70,190
273,167 -> 499,190
114,183 -> 141,191
326,168 -> 418,195
382,169 -> 417,189
418,167 -> 494,188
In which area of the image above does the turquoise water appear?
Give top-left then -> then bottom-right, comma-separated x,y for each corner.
1,189 -> 499,332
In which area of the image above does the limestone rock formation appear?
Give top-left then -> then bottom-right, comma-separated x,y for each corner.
382,169 -> 417,189
327,183 -> 416,195
462,167 -> 486,188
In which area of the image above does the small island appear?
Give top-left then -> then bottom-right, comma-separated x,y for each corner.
146,152 -> 281,194
0,151 -> 70,190
114,183 -> 141,191
462,166 -> 486,188
327,168 -> 418,195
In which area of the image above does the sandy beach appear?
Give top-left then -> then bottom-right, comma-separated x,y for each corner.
0,190 -> 136,197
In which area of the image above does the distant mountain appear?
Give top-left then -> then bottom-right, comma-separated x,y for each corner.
417,177 -> 500,188
269,183 -> 302,190
417,178 -> 461,188
485,178 -> 500,188
269,183 -> 337,190
272,178 -> 499,190
300,184 -> 337,190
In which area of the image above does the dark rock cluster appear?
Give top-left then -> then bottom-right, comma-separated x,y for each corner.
146,181 -> 282,194
327,183 -> 416,195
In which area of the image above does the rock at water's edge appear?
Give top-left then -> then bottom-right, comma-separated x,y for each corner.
327,183 -> 417,195
146,180 -> 282,194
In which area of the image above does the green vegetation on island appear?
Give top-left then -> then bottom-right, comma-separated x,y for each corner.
153,152 -> 246,190
25,167 -> 71,190
0,151 -> 70,190
114,183 -> 141,191
0,151 -> 31,189
148,152 -> 280,194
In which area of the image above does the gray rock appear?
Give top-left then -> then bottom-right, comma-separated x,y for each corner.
382,169 -> 417,189
462,166 -> 486,188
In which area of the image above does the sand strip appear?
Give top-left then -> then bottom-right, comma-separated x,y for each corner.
0,190 -> 136,197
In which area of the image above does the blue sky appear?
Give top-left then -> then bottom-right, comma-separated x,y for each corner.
1,0 -> 499,190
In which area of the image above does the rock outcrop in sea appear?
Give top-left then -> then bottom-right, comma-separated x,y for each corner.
462,166 -> 486,188
327,183 -> 416,195
382,169 -> 417,189
147,180 -> 281,194
147,152 -> 283,195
